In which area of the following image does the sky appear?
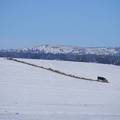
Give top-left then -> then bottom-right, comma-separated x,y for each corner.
0,0 -> 120,49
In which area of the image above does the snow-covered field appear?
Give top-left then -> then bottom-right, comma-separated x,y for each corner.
0,58 -> 120,120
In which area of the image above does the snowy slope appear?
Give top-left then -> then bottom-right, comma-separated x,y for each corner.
18,44 -> 120,55
22,58 -> 120,84
1,45 -> 120,65
0,58 -> 120,120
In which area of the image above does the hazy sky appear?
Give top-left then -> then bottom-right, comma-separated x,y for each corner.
0,0 -> 120,49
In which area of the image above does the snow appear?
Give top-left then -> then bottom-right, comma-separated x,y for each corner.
0,58 -> 120,120
25,45 -> 119,55
1,45 -> 120,57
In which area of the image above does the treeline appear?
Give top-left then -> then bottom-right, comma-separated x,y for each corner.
0,51 -> 120,65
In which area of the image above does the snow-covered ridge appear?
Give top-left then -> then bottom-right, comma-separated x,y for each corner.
19,45 -> 120,55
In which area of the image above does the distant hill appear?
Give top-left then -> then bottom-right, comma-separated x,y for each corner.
0,45 -> 120,65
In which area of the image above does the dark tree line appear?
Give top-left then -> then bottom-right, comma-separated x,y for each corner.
0,51 -> 120,65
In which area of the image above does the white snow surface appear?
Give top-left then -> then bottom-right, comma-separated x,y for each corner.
0,58 -> 120,120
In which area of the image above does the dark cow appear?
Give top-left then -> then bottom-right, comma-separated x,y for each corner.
97,76 -> 108,83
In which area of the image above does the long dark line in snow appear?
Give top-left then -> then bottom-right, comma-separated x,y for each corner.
7,58 -> 109,83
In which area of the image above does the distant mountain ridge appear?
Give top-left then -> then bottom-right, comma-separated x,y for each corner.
0,45 -> 120,65
18,44 -> 120,55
